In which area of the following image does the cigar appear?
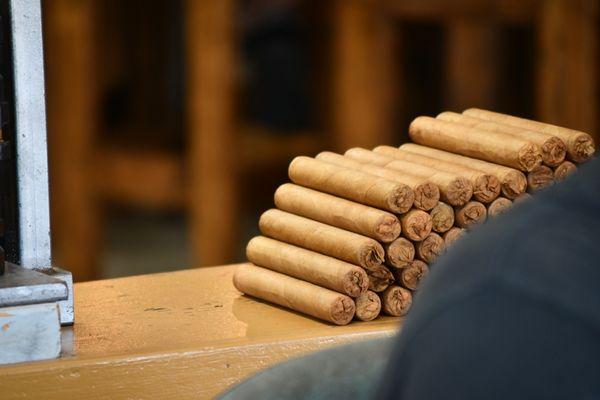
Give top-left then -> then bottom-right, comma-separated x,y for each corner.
288,156 -> 413,214
234,264 -> 356,325
380,286 -> 413,317
554,161 -> 577,182
429,202 -> 455,233
375,145 -> 501,203
415,233 -> 445,263
274,184 -> 401,243
438,111 -> 566,167
246,236 -> 369,297
527,165 -> 554,192
384,237 -> 415,269
454,201 -> 487,228
400,143 -> 527,199
365,148 -> 473,206
463,108 -> 596,163
367,265 -> 395,292
400,209 -> 433,241
396,260 -> 429,290
354,290 -> 381,321
409,116 -> 542,172
318,151 -> 439,211
259,209 -> 384,271
487,197 -> 513,218
443,227 -> 465,247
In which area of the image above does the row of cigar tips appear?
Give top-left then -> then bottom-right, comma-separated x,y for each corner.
233,108 -> 596,325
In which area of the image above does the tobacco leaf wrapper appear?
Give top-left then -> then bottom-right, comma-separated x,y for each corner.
354,290 -> 381,321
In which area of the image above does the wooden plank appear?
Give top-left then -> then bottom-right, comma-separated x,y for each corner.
537,0 -> 598,142
445,18 -> 498,110
43,0 -> 101,282
185,0 -> 239,267
331,0 -> 398,150
0,265 -> 399,399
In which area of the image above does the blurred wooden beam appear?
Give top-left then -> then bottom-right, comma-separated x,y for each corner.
185,0 -> 238,267
44,0 -> 100,282
537,0 -> 598,141
332,0 -> 398,150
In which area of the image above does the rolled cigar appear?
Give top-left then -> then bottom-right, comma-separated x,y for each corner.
527,165 -> 554,192
396,260 -> 429,291
409,116 -> 542,172
246,236 -> 369,297
234,264 -> 355,325
443,227 -> 465,247
381,286 -> 413,317
354,290 -> 381,321
438,111 -> 566,167
375,145 -> 500,203
554,161 -> 577,182
259,209 -> 384,271
415,233 -> 445,264
487,197 -> 513,218
367,265 -> 395,292
274,184 -> 401,243
429,202 -> 455,233
365,148 -> 473,206
463,108 -> 596,163
400,209 -> 433,241
454,201 -> 487,228
400,143 -> 527,199
318,151 -> 438,211
288,156 -> 413,214
384,237 -> 415,269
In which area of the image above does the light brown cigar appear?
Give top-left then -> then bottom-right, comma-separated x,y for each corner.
400,209 -> 433,241
443,227 -> 465,247
247,236 -> 369,298
365,148 -> 473,206
514,192 -> 533,204
527,165 -> 554,192
396,260 -> 429,290
554,161 -> 577,182
400,143 -> 527,199
367,265 -> 395,292
375,145 -> 501,203
438,111 -> 566,167
274,184 -> 401,243
429,202 -> 455,233
487,197 -> 513,218
259,209 -> 384,271
455,201 -> 487,228
234,264 -> 355,325
354,290 -> 381,321
318,151 -> 438,211
288,156 -> 413,214
381,286 -> 413,317
384,237 -> 415,269
409,116 -> 542,171
463,108 -> 596,163
415,233 -> 445,263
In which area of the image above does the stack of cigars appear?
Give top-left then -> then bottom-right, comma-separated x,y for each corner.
233,108 -> 596,325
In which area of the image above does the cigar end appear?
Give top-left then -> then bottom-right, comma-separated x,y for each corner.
401,210 -> 433,241
414,182 -> 440,211
456,201 -> 487,228
518,143 -> 543,172
344,269 -> 370,298
399,260 -> 429,290
382,286 -> 413,317
527,165 -> 554,191
446,177 -> 473,206
501,171 -> 527,199
487,197 -> 513,218
354,291 -> 381,322
430,202 -> 455,233
570,134 -> 596,163
375,215 -> 402,243
473,175 -> 501,203
416,233 -> 445,264
443,227 -> 465,247
541,137 -> 567,167
367,266 -> 395,292
361,242 -> 386,270
385,237 -> 415,269
330,296 -> 356,325
554,161 -> 577,182
389,184 -> 415,214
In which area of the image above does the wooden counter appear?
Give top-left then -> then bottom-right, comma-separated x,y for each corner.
0,265 -> 400,399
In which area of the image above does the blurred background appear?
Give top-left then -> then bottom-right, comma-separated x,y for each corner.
41,0 -> 598,282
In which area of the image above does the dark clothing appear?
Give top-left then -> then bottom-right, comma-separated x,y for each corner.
379,156 -> 600,399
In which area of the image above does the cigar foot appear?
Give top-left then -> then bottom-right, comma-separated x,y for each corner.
413,183 -> 440,211
354,291 -> 381,322
415,233 -> 445,264
374,215 -> 403,243
527,165 -> 554,191
487,197 -> 513,218
429,202 -> 455,233
572,134 -> 596,162
391,185 -> 416,214
362,245 -> 386,270
554,161 -> 577,182
368,265 -> 395,292
398,260 -> 429,290
385,237 -> 415,269
518,143 -> 543,172
443,227 -> 465,247
473,174 -> 501,203
501,170 -> 527,199
445,177 -> 473,206
400,210 -> 433,241
541,137 -> 567,167
381,286 -> 413,317
343,270 -> 370,298
330,297 -> 356,325
455,201 -> 487,228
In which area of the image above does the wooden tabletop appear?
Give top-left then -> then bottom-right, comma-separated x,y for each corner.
0,264 -> 400,399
